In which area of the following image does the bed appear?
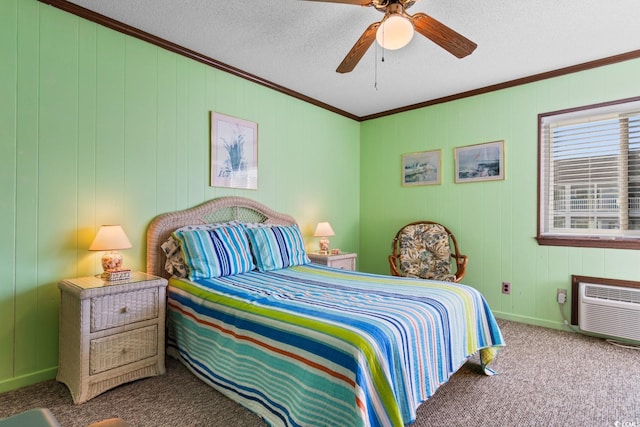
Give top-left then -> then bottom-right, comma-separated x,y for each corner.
146,196 -> 505,427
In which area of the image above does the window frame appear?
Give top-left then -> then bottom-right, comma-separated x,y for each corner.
537,96 -> 640,250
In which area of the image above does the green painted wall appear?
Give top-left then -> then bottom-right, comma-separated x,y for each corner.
360,58 -> 640,329
0,0 -> 360,391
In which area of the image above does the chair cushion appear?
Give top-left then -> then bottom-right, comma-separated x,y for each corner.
398,223 -> 455,282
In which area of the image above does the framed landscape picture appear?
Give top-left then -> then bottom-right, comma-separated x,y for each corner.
454,140 -> 504,183
210,112 -> 258,189
401,149 -> 441,186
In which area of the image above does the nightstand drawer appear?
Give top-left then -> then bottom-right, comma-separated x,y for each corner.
89,325 -> 158,374
91,288 -> 159,332
331,257 -> 355,270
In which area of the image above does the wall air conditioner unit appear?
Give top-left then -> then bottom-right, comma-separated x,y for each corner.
579,281 -> 640,342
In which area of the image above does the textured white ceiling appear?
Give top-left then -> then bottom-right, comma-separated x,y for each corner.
67,0 -> 640,118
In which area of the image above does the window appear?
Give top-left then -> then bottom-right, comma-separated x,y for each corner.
537,96 -> 640,249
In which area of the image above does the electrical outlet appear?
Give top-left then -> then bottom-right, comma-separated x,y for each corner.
502,281 -> 511,294
557,288 -> 567,304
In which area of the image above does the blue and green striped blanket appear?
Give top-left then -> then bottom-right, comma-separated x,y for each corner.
167,264 -> 504,427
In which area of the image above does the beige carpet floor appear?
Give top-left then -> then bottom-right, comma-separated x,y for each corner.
1,320 -> 639,427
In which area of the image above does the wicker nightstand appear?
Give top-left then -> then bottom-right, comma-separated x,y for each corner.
308,252 -> 357,271
57,272 -> 168,404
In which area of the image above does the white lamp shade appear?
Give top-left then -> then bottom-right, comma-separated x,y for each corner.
314,222 -> 335,237
89,225 -> 132,251
376,14 -> 414,50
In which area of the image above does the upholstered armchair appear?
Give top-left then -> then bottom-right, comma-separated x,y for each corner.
388,221 -> 468,283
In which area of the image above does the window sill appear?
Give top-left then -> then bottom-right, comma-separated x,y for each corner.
536,235 -> 640,250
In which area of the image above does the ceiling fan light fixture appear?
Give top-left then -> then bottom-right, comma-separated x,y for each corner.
376,14 -> 414,50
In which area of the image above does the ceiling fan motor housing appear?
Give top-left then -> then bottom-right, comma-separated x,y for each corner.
372,0 -> 416,12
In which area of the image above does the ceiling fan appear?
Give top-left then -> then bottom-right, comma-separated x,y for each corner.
306,0 -> 477,73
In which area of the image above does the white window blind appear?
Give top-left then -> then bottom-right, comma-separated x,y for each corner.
539,98 -> 640,243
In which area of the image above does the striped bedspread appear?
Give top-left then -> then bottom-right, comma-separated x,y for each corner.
167,264 -> 504,427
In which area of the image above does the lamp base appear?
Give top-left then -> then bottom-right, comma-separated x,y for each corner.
101,251 -> 124,271
319,237 -> 330,253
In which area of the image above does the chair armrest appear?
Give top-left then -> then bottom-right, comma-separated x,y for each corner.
453,254 -> 468,282
388,255 -> 401,276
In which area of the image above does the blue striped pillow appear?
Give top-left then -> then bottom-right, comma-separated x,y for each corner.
173,224 -> 254,279
246,225 -> 310,271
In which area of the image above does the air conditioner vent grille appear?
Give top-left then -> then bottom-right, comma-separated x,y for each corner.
579,281 -> 640,342
584,284 -> 640,305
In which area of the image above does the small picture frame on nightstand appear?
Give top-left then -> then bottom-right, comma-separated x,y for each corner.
101,269 -> 131,281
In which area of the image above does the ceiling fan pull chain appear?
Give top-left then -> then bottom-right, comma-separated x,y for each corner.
374,43 -> 379,90
380,25 -> 386,63
374,44 -> 377,89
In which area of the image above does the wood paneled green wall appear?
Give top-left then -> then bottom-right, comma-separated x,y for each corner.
360,58 -> 640,329
0,0 -> 360,391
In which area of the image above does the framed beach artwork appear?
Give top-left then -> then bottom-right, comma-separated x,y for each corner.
401,149 -> 441,186
454,140 -> 505,183
210,112 -> 258,189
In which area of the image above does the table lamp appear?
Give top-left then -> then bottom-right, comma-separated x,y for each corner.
89,225 -> 132,280
313,222 -> 335,255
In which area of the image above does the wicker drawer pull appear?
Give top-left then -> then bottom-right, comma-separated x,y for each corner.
91,289 -> 158,332
89,325 -> 158,374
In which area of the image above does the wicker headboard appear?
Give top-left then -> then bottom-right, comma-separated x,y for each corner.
146,196 -> 298,279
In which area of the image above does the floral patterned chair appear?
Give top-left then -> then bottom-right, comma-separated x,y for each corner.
388,221 -> 468,283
